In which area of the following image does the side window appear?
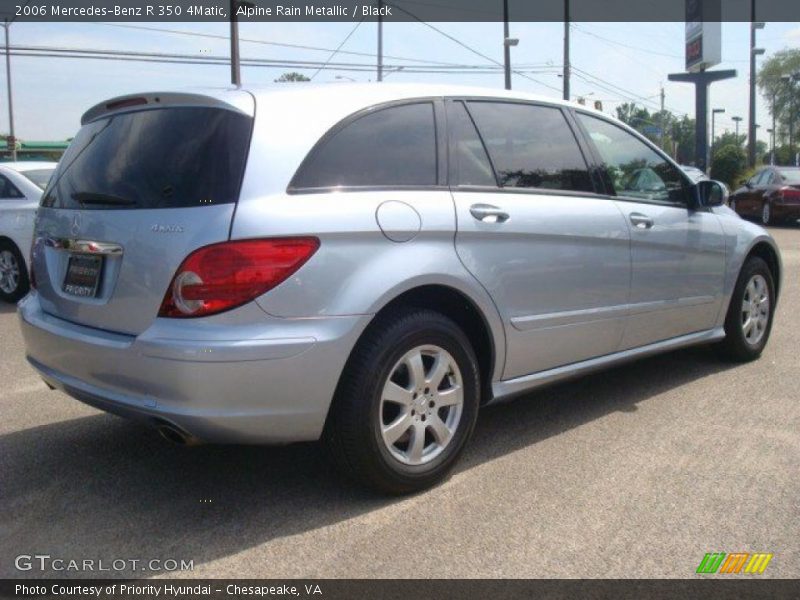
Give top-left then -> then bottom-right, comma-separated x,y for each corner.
762,171 -> 776,186
466,101 -> 594,193
577,113 -> 689,206
0,175 -> 24,199
448,101 -> 496,187
292,102 -> 436,189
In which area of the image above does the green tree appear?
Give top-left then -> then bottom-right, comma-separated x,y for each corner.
671,115 -> 696,165
757,49 -> 800,147
274,72 -> 310,83
710,144 -> 746,188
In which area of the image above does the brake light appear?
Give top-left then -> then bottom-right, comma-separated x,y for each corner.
158,237 -> 319,318
778,186 -> 800,201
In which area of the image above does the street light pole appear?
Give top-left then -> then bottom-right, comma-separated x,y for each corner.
732,115 -> 743,142
711,108 -> 725,164
748,13 -> 765,168
3,20 -> 17,161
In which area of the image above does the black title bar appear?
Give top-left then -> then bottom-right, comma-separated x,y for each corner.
2,0 -> 799,22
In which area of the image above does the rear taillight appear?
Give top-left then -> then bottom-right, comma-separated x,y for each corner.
778,186 -> 800,201
158,237 -> 319,318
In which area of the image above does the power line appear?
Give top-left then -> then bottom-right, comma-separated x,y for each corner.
93,22 -> 474,68
383,0 -> 564,94
0,45 -> 562,75
310,17 -> 364,80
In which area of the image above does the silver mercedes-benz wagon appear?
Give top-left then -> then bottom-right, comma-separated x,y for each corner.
19,84 -> 781,493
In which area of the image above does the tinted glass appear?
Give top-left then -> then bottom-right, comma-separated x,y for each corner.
21,168 -> 55,190
779,169 -> 800,184
466,102 -> 593,192
448,101 -> 496,187
0,175 -> 23,199
41,107 -> 252,210
754,170 -> 771,186
293,103 -> 436,188
577,113 -> 688,205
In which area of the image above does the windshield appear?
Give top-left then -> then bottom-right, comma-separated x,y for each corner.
41,106 -> 252,210
21,168 -> 55,190
779,169 -> 800,185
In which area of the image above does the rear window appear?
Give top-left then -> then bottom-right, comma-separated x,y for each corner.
779,169 -> 800,185
21,168 -> 55,190
41,107 -> 252,210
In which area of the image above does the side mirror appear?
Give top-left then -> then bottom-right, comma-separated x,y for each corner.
694,180 -> 728,208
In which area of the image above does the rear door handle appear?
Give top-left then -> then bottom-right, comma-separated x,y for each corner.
629,213 -> 654,229
470,203 -> 510,223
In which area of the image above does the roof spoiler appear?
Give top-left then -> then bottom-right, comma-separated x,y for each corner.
80,90 -> 254,125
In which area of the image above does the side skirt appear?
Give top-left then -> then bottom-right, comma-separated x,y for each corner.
488,327 -> 725,405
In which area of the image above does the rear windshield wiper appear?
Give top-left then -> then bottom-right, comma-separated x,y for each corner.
72,192 -> 136,206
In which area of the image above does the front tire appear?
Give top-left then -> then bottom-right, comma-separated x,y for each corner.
0,240 -> 29,303
716,256 -> 775,362
324,308 -> 480,494
761,201 -> 772,226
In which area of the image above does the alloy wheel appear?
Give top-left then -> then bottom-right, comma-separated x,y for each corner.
741,274 -> 770,346
0,250 -> 20,295
379,344 -> 464,466
762,202 -> 771,225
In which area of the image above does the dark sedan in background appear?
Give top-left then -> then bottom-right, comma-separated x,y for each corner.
729,166 -> 800,226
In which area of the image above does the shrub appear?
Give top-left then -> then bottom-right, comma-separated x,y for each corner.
710,144 -> 746,188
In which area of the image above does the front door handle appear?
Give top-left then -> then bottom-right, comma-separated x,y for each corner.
629,213 -> 654,229
470,203 -> 510,223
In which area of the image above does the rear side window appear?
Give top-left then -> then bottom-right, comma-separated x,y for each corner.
291,102 -> 436,189
466,101 -> 594,193
0,175 -> 24,199
41,107 -> 252,210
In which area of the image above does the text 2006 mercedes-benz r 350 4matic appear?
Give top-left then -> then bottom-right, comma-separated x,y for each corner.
19,84 -> 781,493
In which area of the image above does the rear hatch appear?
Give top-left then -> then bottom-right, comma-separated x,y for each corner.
32,91 -> 254,335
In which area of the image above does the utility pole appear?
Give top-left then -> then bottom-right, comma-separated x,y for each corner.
748,8 -> 765,168
563,0 -> 570,101
229,0 -> 241,85
3,20 -> 17,161
503,0 -> 511,90
377,0 -> 383,82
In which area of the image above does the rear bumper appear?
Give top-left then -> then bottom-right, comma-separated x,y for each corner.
18,292 -> 370,444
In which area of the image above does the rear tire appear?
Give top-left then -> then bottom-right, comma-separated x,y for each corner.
716,256 -> 775,362
0,240 -> 29,303
324,308 -> 480,495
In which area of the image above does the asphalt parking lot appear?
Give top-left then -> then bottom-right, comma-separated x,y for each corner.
1,225 -> 798,580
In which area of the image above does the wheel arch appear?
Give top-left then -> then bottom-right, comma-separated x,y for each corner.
340,283 -> 502,406
747,240 -> 782,300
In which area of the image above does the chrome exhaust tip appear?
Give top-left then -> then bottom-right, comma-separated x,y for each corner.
157,423 -> 202,446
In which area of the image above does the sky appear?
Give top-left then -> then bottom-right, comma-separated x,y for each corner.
1,19 -> 799,142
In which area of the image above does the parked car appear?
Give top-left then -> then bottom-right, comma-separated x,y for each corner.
680,165 -> 708,183
729,166 -> 800,225
0,161 -> 57,302
18,85 -> 781,493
